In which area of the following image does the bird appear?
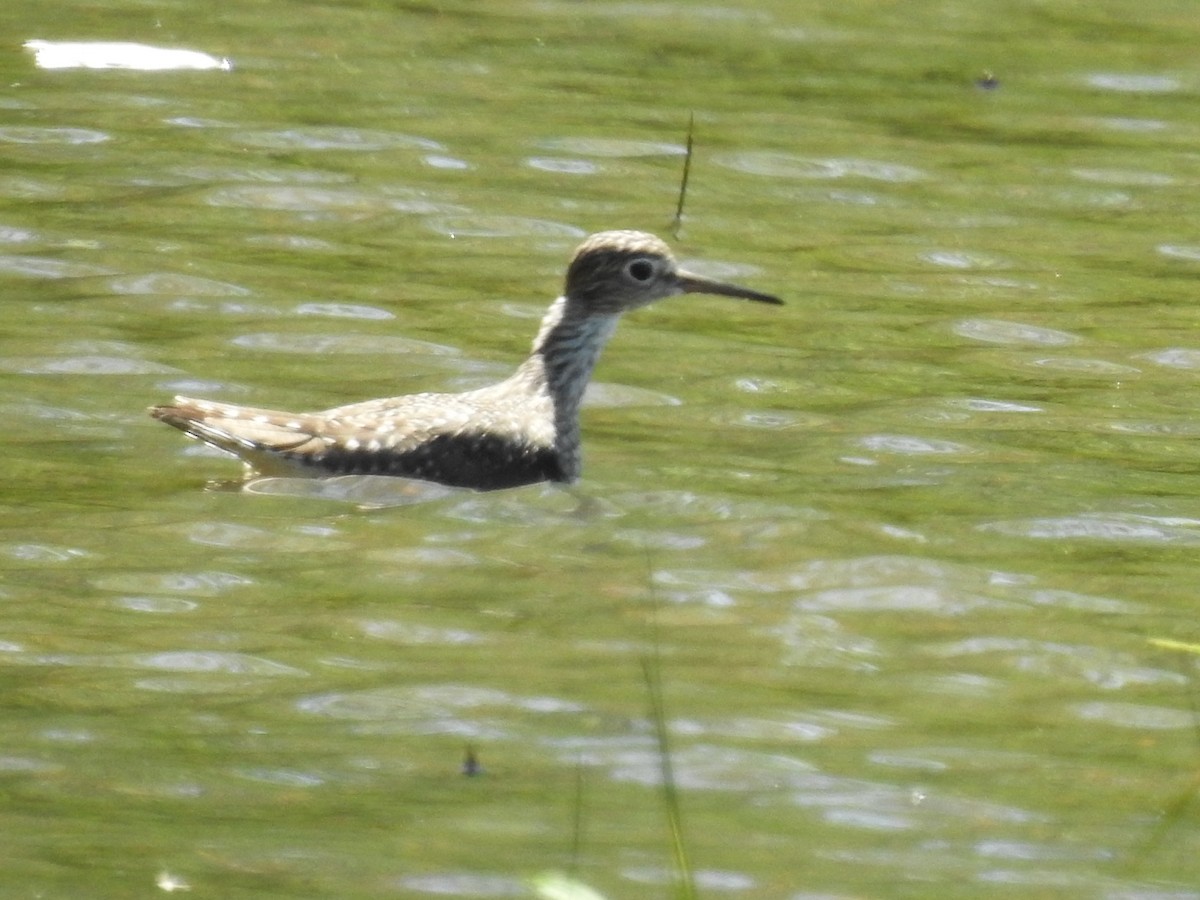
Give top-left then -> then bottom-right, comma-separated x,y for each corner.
150,230 -> 781,490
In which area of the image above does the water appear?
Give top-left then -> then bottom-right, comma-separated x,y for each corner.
2,0 -> 1200,897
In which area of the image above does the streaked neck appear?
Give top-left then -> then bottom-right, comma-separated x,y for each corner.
512,296 -> 620,460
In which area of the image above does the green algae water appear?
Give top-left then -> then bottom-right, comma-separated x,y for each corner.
2,1 -> 1200,896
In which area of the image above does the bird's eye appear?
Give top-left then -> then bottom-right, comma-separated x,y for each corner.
626,258 -> 655,282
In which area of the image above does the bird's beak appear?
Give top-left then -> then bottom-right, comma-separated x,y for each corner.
677,270 -> 782,305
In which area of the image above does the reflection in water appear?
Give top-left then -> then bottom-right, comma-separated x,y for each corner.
244,474 -> 460,507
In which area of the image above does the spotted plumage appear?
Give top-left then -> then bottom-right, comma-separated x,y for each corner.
150,230 -> 781,490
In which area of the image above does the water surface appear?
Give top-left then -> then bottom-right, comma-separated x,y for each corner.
2,1 -> 1200,897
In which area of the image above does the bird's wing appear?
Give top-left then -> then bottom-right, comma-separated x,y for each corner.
149,392 -> 555,482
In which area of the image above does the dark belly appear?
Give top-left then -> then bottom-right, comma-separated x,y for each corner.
296,432 -> 566,490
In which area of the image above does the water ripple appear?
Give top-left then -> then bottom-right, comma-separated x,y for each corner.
721,409 -> 807,430
796,585 -> 998,615
584,741 -> 816,791
2,543 -> 88,563
294,302 -> 393,320
931,638 -> 1180,689
114,596 -> 199,613
537,137 -> 684,157
206,183 -> 462,216
0,126 -> 110,145
92,570 -> 254,596
297,684 -> 580,737
134,651 -> 306,675
244,234 -> 342,253
1025,357 -> 1140,376
1084,73 -> 1180,93
1102,118 -> 1169,134
426,215 -> 585,239
424,154 -> 469,170
108,273 -> 252,296
358,620 -> 482,645
583,382 -> 679,408
1138,347 -> 1200,369
0,225 -> 38,244
233,127 -> 443,152
1072,702 -> 1193,729
954,319 -> 1079,346
858,434 -> 974,456
0,355 -> 179,375
920,250 -> 1013,270
231,332 -> 459,356
0,176 -> 73,201
1107,418 -> 1200,437
0,255 -> 114,278
14,650 -> 305,677
622,867 -> 755,891
776,613 -> 883,671
524,157 -> 600,175
949,398 -> 1043,413
1025,589 -> 1149,615
183,521 -> 347,552
396,873 -> 524,897
713,151 -> 925,182
168,165 -> 354,185
234,768 -> 324,787
1069,167 -> 1173,186
1157,244 -> 1200,262
979,513 -> 1200,545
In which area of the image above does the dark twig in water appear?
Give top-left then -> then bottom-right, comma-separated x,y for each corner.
975,70 -> 1000,90
671,113 -> 695,239
462,744 -> 482,776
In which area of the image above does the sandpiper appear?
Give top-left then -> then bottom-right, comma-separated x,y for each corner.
150,230 -> 781,490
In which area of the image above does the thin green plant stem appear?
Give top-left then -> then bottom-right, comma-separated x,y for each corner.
569,753 -> 586,876
640,656 -> 696,900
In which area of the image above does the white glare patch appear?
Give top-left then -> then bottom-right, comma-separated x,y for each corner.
24,40 -> 232,71
156,871 -> 191,892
